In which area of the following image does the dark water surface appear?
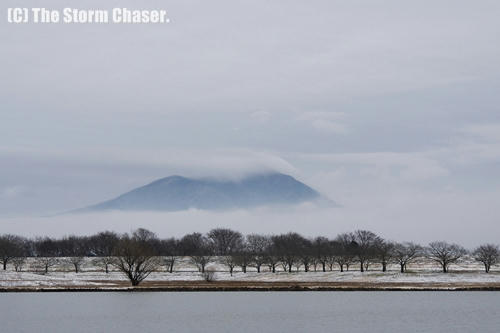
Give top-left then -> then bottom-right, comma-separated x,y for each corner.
0,291 -> 499,332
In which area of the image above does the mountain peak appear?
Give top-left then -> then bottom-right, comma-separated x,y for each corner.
77,172 -> 328,212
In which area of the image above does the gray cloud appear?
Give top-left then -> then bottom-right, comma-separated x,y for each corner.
1,0 -> 500,244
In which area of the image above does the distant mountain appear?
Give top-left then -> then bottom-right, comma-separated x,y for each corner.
76,173 -> 327,212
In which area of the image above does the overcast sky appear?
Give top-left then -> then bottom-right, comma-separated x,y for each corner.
1,0 -> 500,246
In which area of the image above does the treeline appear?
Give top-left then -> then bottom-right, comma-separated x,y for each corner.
0,228 -> 498,286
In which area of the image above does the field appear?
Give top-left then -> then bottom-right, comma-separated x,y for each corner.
1,256 -> 499,291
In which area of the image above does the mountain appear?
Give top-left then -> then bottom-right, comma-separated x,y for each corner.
77,172 -> 326,212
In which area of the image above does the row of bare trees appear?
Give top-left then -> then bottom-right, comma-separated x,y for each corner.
0,228 -> 499,285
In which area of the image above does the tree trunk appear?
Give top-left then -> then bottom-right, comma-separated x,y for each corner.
400,263 -> 404,273
382,262 -> 387,272
442,264 -> 447,273
340,264 -> 344,272
360,261 -> 364,272
322,262 -> 326,272
230,267 -> 233,276
272,264 -> 276,273
105,264 -> 109,274
3,261 -> 6,270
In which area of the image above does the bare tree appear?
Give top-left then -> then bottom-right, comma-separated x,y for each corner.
159,238 -> 179,273
112,229 -> 160,286
68,257 -> 84,273
35,237 -> 60,273
12,257 -> 26,272
0,235 -> 25,270
326,253 -> 337,271
264,242 -> 280,273
312,237 -> 331,272
190,254 -> 213,273
93,257 -> 115,274
133,228 -> 157,243
332,235 -> 355,272
246,234 -> 270,273
427,241 -> 467,273
88,231 -> 119,255
351,230 -> 382,272
233,244 -> 252,273
375,241 -> 395,272
183,233 -> 213,273
473,244 -> 499,273
37,257 -> 59,274
207,228 -> 243,256
89,231 -> 119,273
393,242 -> 422,273
178,232 -> 202,255
63,236 -> 88,273
297,237 -> 313,272
3,228 -> 498,281
310,256 -> 319,272
221,255 -> 238,276
272,233 -> 303,273
222,237 -> 248,276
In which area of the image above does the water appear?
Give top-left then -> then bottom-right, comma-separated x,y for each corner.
0,292 -> 499,332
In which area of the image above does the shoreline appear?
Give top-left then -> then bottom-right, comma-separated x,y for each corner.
2,281 -> 500,292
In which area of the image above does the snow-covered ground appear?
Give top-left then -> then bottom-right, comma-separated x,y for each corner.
1,270 -> 500,288
0,256 -> 498,288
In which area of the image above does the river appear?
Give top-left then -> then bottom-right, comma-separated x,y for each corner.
1,291 -> 499,332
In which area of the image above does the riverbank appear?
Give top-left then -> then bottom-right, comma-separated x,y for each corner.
2,270 -> 500,291
2,282 -> 500,292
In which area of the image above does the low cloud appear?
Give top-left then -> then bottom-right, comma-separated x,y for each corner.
0,186 -> 27,199
460,123 -> 500,142
293,151 -> 448,183
0,148 -> 301,215
1,190 -> 498,247
296,111 -> 348,134
250,110 -> 272,123
0,147 -> 298,180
